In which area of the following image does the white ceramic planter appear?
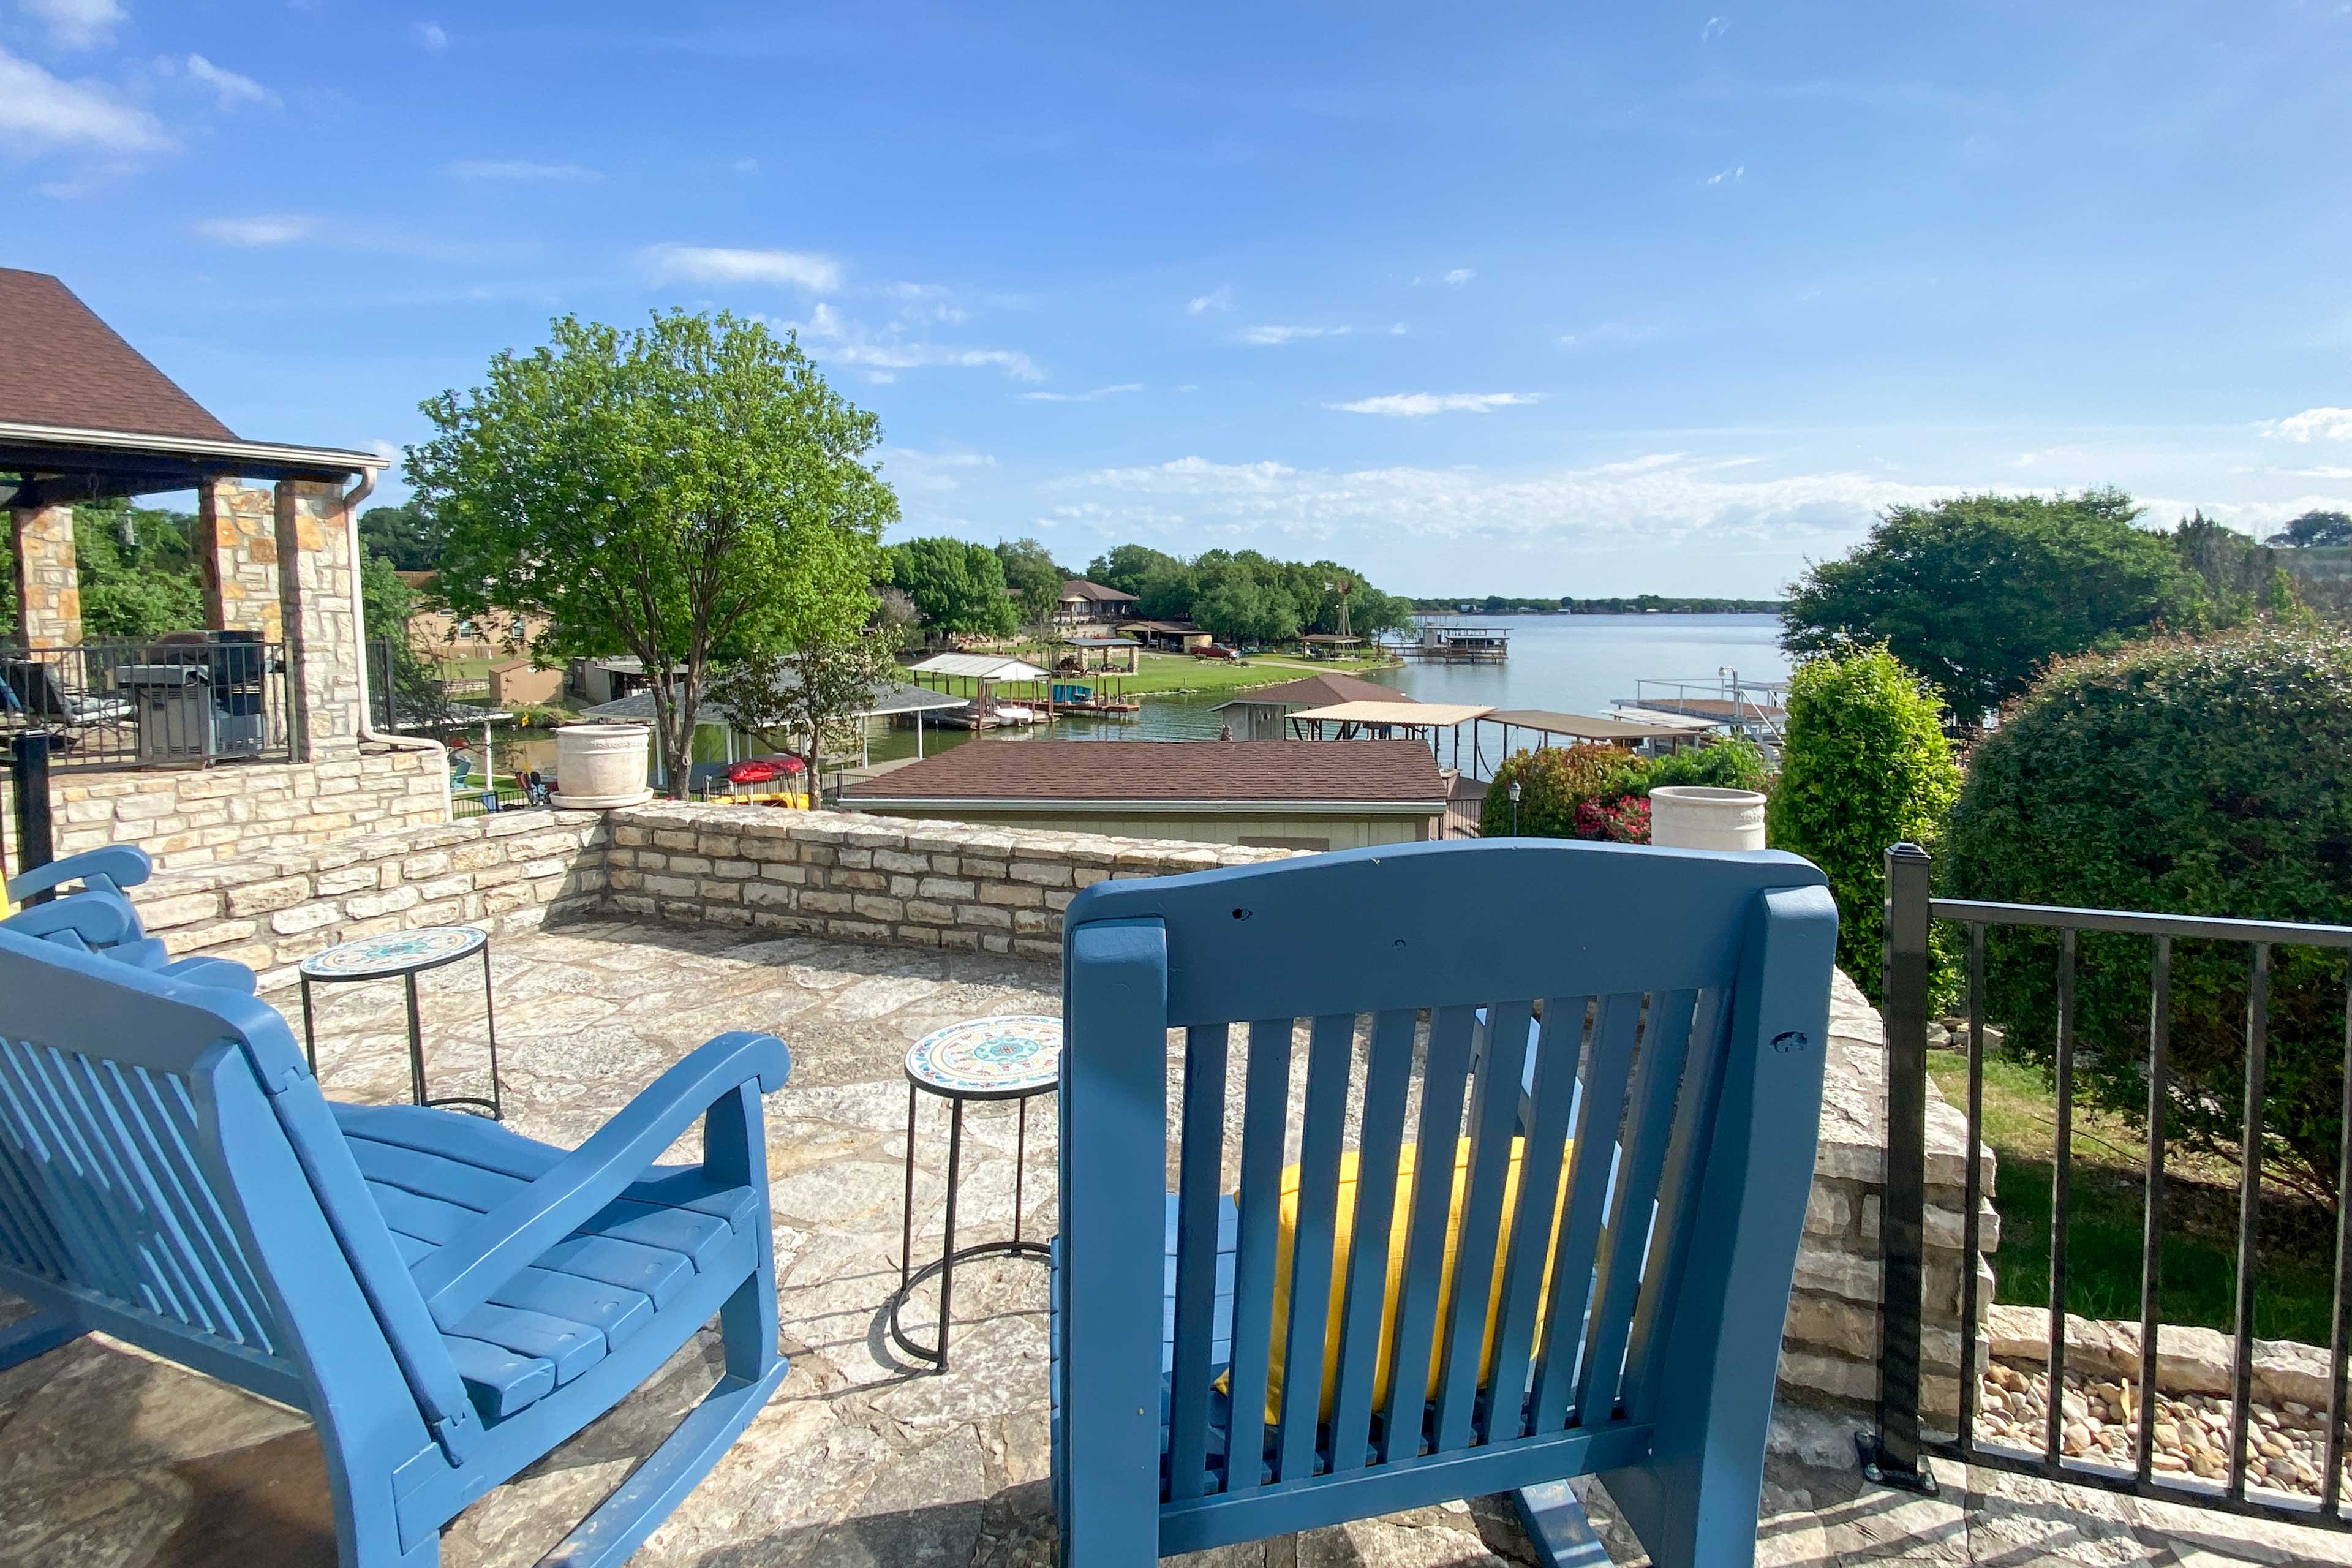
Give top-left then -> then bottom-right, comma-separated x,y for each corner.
1648,786 -> 1768,851
550,723 -> 654,809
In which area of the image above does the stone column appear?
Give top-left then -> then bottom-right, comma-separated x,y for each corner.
9,503 -> 81,648
274,478 -> 363,759
197,481 -> 283,641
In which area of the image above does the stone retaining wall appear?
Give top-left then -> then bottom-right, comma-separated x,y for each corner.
138,809 -> 606,990
2,744 -> 451,875
118,798 -> 1993,1415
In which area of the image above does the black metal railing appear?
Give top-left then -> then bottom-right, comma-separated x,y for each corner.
1868,842 -> 2352,1526
1,635 -> 292,771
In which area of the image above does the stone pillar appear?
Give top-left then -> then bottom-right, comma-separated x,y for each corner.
274,478 -> 363,760
197,481 -> 283,641
9,503 -> 81,648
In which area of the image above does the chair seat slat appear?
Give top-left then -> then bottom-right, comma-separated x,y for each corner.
1167,1023 -> 1231,1500
1619,987 -> 1730,1421
1378,1005 -> 1478,1461
1218,1017 -> 1295,1490
1485,997 -> 1592,1442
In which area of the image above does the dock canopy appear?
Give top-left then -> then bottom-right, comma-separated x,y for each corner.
1286,700 -> 1493,729
1213,673 -> 1408,712
1482,707 -> 1713,744
906,653 -> 1052,682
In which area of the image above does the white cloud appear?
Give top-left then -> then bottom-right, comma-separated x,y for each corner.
1557,322 -> 1659,348
642,242 -> 843,293
785,300 -> 1043,381
185,55 -> 272,110
1326,391 -> 1540,417
417,21 -> 448,48
1019,383 -> 1144,404
447,159 -> 601,183
1240,324 -> 1352,345
1700,15 -> 1729,42
732,156 -> 758,174
21,0 -> 123,50
0,48 -> 172,154
195,214 -> 314,246
1704,163 -> 1746,186
884,448 -> 998,493
1188,285 -> 1234,315
1442,267 -> 1476,286
1042,451 -> 1948,552
2261,407 -> 2352,443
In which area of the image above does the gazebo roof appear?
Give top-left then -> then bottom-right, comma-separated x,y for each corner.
0,268 -> 382,507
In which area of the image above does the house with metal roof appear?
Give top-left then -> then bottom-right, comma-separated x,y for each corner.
838,737 -> 1446,851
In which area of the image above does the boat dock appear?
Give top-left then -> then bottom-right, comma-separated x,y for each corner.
1396,615 -> 1510,662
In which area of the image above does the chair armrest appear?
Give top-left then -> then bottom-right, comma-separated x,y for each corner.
6,846 -> 151,905
410,1030 -> 790,1327
2,889 -> 140,949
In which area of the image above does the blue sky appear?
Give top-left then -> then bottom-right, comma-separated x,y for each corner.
4,2 -> 2350,597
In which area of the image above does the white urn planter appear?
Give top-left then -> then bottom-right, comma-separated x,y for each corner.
550,723 -> 654,809
1648,786 -> 1768,851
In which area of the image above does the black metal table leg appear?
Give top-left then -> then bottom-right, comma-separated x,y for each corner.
887,1084 -> 1051,1374
403,971 -> 428,1106
300,975 -> 318,1076
480,941 -> 503,1121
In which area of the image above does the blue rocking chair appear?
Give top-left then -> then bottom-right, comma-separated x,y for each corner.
1051,839 -> 1836,1568
4,846 -> 257,991
0,926 -> 792,1566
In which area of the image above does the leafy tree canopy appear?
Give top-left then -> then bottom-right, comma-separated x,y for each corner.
408,309 -> 894,794
993,537 -> 1069,632
1781,489 -> 2213,723
69,499 -> 204,640
709,626 -> 899,770
1085,543 -> 1180,596
2267,510 -> 2352,549
887,537 -> 1018,638
358,500 -> 443,571
1080,545 -> 1412,643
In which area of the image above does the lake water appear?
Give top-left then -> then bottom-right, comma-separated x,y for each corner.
478,614 -> 1792,786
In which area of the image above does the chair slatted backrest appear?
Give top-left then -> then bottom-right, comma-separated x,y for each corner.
1057,839 -> 1835,1555
0,928 -> 477,1453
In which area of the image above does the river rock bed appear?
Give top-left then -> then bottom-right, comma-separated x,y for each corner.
1973,1358 -> 2345,1498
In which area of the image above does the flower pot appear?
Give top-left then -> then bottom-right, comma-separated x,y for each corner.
1647,786 -> 1768,851
550,724 -> 654,809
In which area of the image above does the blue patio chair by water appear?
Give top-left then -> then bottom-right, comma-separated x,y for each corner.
4,845 -> 257,991
0,926 -> 793,1567
1051,839 -> 1836,1568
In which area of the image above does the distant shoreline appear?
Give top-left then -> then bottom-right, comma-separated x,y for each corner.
1406,599 -> 1785,616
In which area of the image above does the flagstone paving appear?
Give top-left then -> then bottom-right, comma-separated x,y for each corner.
4,918 -> 2351,1567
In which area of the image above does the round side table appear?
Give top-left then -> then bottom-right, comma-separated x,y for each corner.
298,927 -> 503,1119
887,1014 -> 1060,1372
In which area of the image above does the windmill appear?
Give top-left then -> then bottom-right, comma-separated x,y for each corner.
1326,575 -> 1355,639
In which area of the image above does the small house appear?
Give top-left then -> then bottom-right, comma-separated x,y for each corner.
837,738 -> 1446,851
1056,579 -> 1139,630
1117,618 -> 1212,652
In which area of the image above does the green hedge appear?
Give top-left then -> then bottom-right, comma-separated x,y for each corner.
1765,647 -> 1961,998
1946,627 -> 2352,1204
1479,737 -> 1767,840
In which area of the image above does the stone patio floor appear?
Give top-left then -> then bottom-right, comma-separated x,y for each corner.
6,917 -> 2352,1567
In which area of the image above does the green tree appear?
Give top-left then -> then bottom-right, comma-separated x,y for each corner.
1135,560 -> 1201,622
358,500 -> 443,571
69,499 -> 204,639
2267,510 -> 2352,549
1192,563 -> 1300,645
888,537 -> 1018,638
1086,543 -> 1180,596
409,309 -> 894,796
1781,490 -> 2208,724
358,551 -> 453,731
1947,627 -> 2352,1205
994,537 -> 1068,638
1479,745 -> 1649,839
709,622 -> 897,771
1765,646 -> 1962,998
2171,511 -> 2304,624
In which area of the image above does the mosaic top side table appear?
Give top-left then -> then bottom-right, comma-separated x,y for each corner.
888,1014 -> 1061,1372
298,925 -> 503,1119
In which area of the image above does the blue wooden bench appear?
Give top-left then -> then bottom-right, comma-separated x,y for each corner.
1052,839 -> 1836,1567
0,924 -> 791,1567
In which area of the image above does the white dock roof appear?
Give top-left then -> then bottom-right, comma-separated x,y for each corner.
1287,700 -> 1494,728
905,653 -> 1051,681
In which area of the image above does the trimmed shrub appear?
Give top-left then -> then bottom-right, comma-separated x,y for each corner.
1646,735 -> 1770,794
1765,647 -> 1962,998
1946,627 -> 2352,1204
1480,744 -> 1647,839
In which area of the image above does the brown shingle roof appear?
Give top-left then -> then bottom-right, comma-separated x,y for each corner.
1060,579 -> 1137,602
1215,672 -> 1414,710
840,739 -> 1444,805
0,270 -> 237,442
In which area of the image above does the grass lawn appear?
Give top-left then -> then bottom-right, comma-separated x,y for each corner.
1928,1051 -> 2339,1343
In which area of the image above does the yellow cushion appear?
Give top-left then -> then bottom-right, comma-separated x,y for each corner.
1251,1136 -> 1573,1425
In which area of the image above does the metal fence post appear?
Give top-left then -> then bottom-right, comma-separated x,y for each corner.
1860,841 -> 1939,1493
8,731 -> 58,897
